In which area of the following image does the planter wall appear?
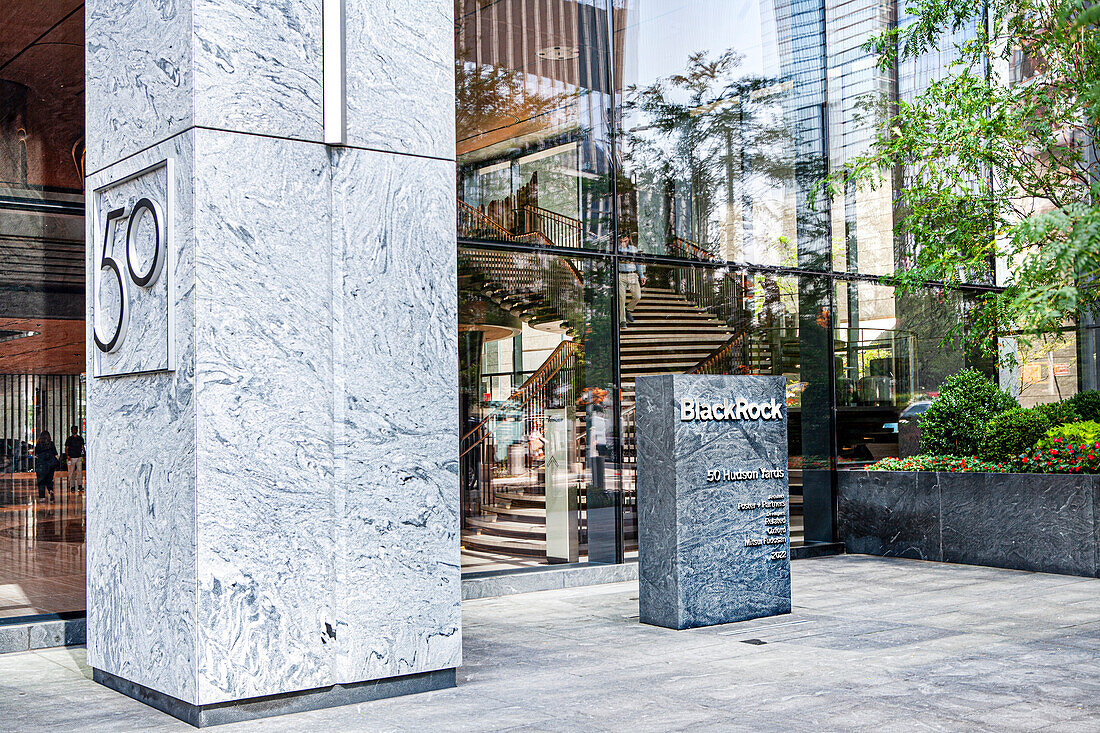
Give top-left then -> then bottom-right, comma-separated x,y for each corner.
838,470 -> 1100,577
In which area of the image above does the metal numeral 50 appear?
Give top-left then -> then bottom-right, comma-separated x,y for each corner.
93,198 -> 166,353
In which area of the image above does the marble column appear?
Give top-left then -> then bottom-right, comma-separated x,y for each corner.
85,0 -> 459,725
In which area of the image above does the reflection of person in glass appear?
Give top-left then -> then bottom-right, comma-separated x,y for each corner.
65,426 -> 85,492
618,235 -> 645,325
579,388 -> 613,490
34,431 -> 58,502
527,423 -> 545,462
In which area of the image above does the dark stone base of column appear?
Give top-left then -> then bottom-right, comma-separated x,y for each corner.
93,666 -> 457,727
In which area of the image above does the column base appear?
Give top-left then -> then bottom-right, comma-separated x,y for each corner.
93,666 -> 457,727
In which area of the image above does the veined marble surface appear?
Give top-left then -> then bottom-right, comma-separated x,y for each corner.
85,132 -> 198,703
193,0 -> 323,142
87,0 -> 323,175
91,162 -> 172,377
86,0 -> 194,173
330,147 -> 461,683
87,130 -> 460,706
840,471 -> 1100,577
345,0 -> 455,159
192,130 -> 335,703
87,0 -> 461,708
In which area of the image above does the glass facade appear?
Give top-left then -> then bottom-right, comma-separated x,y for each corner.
0,0 -> 1091,623
454,0 -> 1064,571
0,1 -> 87,620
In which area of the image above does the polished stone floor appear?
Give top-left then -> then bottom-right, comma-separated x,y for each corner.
2,555 -> 1099,731
0,474 -> 85,618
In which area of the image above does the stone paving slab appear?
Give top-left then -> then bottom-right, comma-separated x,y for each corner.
1,555 -> 1099,731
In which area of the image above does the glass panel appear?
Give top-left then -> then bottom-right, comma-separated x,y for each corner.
833,281 -> 912,466
614,0 -> 829,269
459,247 -> 617,571
824,0 -> 893,278
834,282 -> 985,464
455,0 -> 615,250
615,262 -> 823,548
0,0 -> 86,620
1001,330 -> 1080,409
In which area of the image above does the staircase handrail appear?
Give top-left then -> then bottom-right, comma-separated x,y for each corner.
458,198 -> 514,240
669,235 -> 717,262
521,204 -> 584,250
522,204 -> 583,228
460,340 -> 577,457
686,331 -> 748,375
457,202 -> 585,286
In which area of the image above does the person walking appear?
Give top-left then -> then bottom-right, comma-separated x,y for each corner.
34,431 -> 58,502
64,425 -> 85,492
618,235 -> 645,326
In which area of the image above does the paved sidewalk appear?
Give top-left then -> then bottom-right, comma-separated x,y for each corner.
1,555 -> 1099,731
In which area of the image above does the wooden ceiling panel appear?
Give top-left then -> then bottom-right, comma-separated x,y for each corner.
0,2 -> 83,69
0,318 -> 84,374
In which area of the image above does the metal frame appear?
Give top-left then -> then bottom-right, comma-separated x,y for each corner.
459,237 -> 1005,294
323,0 -> 347,145
88,157 -> 176,379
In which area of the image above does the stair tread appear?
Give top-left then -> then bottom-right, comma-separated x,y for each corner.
493,490 -> 546,505
620,335 -> 733,345
621,359 -> 714,368
462,532 -> 547,554
466,515 -> 547,538
484,504 -> 545,519
620,345 -> 725,355
632,303 -> 714,312
622,321 -> 734,329
629,310 -> 721,319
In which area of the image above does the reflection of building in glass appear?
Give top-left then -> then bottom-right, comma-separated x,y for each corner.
454,0 -> 1026,572
456,0 -> 615,250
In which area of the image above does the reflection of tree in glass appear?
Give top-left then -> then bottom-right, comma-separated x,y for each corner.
619,49 -> 794,259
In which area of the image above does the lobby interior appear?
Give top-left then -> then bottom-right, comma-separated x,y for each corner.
1,0 -> 86,622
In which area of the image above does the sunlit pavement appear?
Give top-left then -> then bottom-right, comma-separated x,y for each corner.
2,555 -> 1099,731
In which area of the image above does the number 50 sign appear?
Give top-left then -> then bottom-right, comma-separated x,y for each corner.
90,159 -> 174,378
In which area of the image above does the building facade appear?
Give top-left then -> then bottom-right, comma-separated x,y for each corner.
0,0 -> 1087,722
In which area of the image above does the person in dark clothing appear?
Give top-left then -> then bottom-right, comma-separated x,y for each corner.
64,426 -> 85,492
34,431 -> 58,502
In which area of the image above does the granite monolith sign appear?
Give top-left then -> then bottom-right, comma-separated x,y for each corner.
636,374 -> 791,630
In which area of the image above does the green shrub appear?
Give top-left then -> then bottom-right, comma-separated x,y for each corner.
1031,400 -> 1079,426
979,408 -> 1052,461
1069,390 -> 1100,422
1033,420 -> 1100,453
869,455 -> 1014,472
920,369 -> 1018,456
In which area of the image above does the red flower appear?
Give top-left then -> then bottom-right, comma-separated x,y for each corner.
1022,457 -> 1029,463
1054,438 -> 1062,443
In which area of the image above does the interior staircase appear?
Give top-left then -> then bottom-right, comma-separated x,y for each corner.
463,486 -> 553,557
463,281 -> 806,559
619,285 -> 740,392
460,204 -> 805,562
616,286 -> 804,548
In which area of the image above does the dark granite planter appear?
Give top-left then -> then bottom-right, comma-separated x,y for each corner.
838,470 -> 1100,577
